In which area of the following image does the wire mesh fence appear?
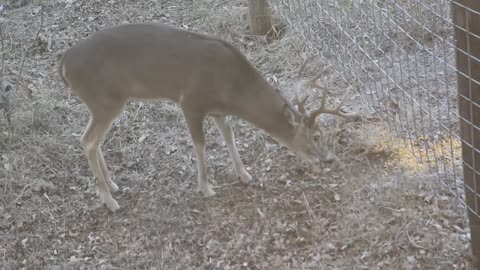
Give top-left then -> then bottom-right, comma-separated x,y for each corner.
269,0 -> 479,260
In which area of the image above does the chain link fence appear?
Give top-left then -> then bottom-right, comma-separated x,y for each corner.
269,0 -> 479,261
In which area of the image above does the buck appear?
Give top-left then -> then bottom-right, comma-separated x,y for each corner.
58,23 -> 357,212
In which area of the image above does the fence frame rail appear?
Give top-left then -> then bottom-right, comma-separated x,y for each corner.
452,0 -> 480,265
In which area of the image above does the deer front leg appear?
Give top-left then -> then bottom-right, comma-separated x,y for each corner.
212,116 -> 252,184
183,112 -> 216,197
81,114 -> 120,211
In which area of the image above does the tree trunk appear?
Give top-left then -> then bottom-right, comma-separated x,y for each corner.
248,0 -> 272,35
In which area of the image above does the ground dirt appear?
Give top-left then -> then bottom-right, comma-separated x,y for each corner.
0,0 -> 475,269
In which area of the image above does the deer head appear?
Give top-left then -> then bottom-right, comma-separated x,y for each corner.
284,58 -> 358,163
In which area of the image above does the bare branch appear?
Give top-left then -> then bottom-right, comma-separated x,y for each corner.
0,22 -> 8,126
0,23 -> 4,90
15,1 -> 44,92
6,0 -> 44,126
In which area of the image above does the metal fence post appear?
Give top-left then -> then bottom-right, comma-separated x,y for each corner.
452,0 -> 480,266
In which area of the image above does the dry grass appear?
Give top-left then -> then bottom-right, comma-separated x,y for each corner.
0,0 -> 475,269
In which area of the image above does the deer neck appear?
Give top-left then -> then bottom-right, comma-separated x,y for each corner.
232,79 -> 299,147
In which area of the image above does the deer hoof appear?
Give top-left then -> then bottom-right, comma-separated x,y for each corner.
199,185 -> 216,197
101,194 -> 120,212
238,170 -> 253,184
108,181 -> 120,193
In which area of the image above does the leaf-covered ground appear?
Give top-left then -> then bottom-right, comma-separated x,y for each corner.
0,0 -> 474,269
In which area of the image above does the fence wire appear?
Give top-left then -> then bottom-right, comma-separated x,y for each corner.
270,0 -> 480,219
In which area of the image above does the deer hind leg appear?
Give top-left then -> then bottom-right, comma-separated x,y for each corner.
182,111 -> 215,197
212,116 -> 252,184
98,148 -> 120,192
80,101 -> 124,211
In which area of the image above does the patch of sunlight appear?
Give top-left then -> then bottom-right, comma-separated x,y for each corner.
367,126 -> 462,173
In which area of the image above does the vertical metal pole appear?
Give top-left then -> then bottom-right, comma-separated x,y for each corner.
452,0 -> 480,266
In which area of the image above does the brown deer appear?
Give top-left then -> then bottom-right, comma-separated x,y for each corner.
58,23 -> 357,212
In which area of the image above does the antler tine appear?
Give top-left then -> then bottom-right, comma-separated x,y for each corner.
301,64 -> 332,89
308,85 -> 358,125
294,57 -> 315,114
297,57 -> 331,90
297,57 -> 312,79
308,89 -> 328,124
296,59 -> 355,119
294,94 -> 309,114
295,58 -> 357,124
335,85 -> 354,111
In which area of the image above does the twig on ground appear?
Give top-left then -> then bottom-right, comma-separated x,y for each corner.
0,22 -> 7,124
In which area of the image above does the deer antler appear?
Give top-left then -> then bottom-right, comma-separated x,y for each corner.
295,58 -> 358,126
295,95 -> 309,114
308,85 -> 358,125
294,57 -> 312,113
